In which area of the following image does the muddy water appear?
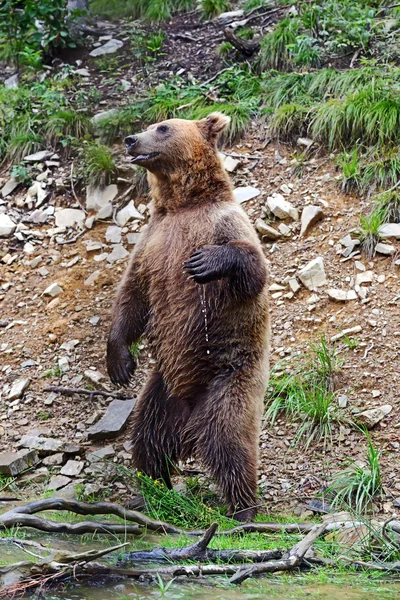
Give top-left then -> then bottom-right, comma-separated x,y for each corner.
44,579 -> 400,600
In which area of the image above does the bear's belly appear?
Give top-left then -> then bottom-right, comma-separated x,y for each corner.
145,277 -> 266,399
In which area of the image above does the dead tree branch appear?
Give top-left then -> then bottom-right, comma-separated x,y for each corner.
43,385 -> 132,400
224,27 -> 260,56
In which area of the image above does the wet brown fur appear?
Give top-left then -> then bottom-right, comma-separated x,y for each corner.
107,114 -> 270,521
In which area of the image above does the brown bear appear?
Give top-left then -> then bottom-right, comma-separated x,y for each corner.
107,112 -> 270,521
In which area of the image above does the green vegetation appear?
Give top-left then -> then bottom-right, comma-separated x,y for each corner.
201,0 -> 230,19
265,337 -> 346,447
357,211 -> 383,258
80,142 -> 117,187
0,0 -> 82,69
90,0 -> 196,22
327,431 -> 382,512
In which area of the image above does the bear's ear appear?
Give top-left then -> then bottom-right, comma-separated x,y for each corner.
198,112 -> 231,141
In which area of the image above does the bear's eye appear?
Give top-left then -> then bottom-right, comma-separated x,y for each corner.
157,125 -> 169,134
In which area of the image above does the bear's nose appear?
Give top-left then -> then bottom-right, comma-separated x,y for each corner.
125,135 -> 138,147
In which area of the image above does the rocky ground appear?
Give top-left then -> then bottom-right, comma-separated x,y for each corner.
1,7 -> 400,517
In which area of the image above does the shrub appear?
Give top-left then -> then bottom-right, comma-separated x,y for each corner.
81,143 -> 117,187
201,0 -> 230,19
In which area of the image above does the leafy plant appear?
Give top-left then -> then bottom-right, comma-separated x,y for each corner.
44,110 -> 92,150
258,18 -> 302,71
327,431 -> 382,512
374,190 -> 400,224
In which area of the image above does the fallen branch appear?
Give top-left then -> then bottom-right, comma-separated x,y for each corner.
0,498 -> 183,536
229,522 -> 327,584
224,27 -> 260,56
43,385 -> 131,400
339,555 -> 400,572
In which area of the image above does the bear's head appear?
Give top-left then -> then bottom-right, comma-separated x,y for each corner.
125,112 -> 231,175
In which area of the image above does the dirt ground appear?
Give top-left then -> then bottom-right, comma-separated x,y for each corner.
1,6 -> 399,515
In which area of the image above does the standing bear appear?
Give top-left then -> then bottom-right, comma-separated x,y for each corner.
107,112 -> 270,521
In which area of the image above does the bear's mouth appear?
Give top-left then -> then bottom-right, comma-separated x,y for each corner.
129,152 -> 159,164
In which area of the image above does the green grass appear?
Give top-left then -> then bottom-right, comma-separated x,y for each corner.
201,0 -> 230,19
265,337 -> 346,448
90,0 -> 195,21
80,142 -> 117,187
374,190 -> 400,224
44,110 -> 92,149
327,431 -> 382,512
357,211 -> 383,258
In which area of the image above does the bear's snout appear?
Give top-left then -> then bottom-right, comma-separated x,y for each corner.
125,135 -> 138,148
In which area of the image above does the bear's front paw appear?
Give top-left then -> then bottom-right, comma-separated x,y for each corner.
107,343 -> 136,387
184,245 -> 232,284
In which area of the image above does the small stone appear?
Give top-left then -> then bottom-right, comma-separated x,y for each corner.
338,394 -> 348,408
372,390 -> 381,398
300,205 -> 324,236
43,283 -> 63,297
97,203 -> 113,219
297,137 -> 313,148
277,223 -> 291,236
43,453 -> 65,466
214,9 -> 244,22
116,201 -> 144,226
127,233 -> 140,245
105,225 -> 122,243
84,369 -> 104,384
4,73 -> 19,89
60,460 -> 84,477
84,270 -> 101,287
375,242 -> 395,255
0,213 -> 16,237
47,475 -> 72,491
58,356 -> 69,373
357,405 -> 393,429
86,445 -> 115,462
89,316 -> 101,326
280,184 -> 292,195
107,244 -> 129,263
297,257 -> 327,290
86,184 -> 118,211
55,208 -> 85,228
233,186 -> 260,203
223,156 -> 241,172
83,239 -> 103,252
87,399 -> 136,441
266,193 -> 299,220
379,223 -> 400,238
327,288 -> 357,302
355,271 -> 373,286
255,219 -> 281,240
24,150 -> 52,162
355,261 -> 366,271
0,449 -> 39,476
288,278 -> 300,293
91,108 -> 119,125
89,39 -> 123,57
8,378 -> 30,401
75,68 -> 90,77
1,178 -> 19,198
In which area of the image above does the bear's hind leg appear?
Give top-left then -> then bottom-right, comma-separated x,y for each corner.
185,369 -> 264,522
131,371 -> 191,487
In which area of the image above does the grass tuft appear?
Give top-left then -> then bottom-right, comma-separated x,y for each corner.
201,0 -> 230,19
265,337 -> 345,448
357,211 -> 383,259
327,431 -> 382,512
81,142 -> 117,187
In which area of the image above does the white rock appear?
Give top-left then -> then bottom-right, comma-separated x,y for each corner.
1,178 -> 19,198
379,223 -> 400,238
96,203 -> 113,219
105,225 -> 122,243
58,357 -> 70,373
107,244 -> 129,263
255,219 -> 281,240
8,378 -> 30,401
116,200 -> 144,226
355,270 -> 373,286
91,108 -> 119,124
297,137 -> 313,148
267,193 -> 299,220
280,184 -> 292,195
297,257 -> 327,290
0,214 -> 16,237
375,242 -> 395,255
4,74 -> 19,89
300,205 -> 324,236
75,68 -> 90,77
84,369 -> 104,384
278,223 -> 291,236
24,150 -> 52,162
55,208 -> 85,228
214,9 -> 244,22
233,186 -> 260,203
327,288 -> 357,302
224,156 -> 240,172
357,405 -> 393,429
120,79 -> 131,91
43,283 -> 63,297
86,184 -> 118,211
355,261 -> 366,271
288,278 -> 300,293
89,39 -> 123,57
